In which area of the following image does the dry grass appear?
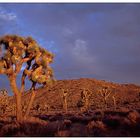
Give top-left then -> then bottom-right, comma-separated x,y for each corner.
0,109 -> 140,136
1,78 -> 140,136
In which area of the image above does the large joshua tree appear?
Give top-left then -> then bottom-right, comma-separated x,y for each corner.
0,35 -> 54,121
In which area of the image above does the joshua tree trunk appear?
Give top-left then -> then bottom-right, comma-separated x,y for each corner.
85,98 -> 89,111
63,98 -> 68,113
9,76 -> 23,121
15,93 -> 22,121
24,89 -> 36,118
61,89 -> 68,113
112,96 -> 116,110
104,97 -> 107,109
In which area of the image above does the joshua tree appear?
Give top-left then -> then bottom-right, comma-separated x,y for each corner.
60,89 -> 69,113
43,103 -> 50,113
98,86 -> 117,110
98,86 -> 111,109
79,88 -> 92,111
0,35 -> 54,121
111,86 -> 117,110
112,95 -> 116,110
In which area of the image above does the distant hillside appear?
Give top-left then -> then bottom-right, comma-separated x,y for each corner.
3,78 -> 140,137
10,78 -> 140,112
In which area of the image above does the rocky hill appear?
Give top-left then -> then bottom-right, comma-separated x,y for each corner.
1,78 -> 140,137
12,78 -> 140,114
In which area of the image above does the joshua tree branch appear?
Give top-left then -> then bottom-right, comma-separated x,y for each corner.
24,82 -> 36,118
20,59 -> 32,94
106,91 -> 111,98
15,57 -> 30,74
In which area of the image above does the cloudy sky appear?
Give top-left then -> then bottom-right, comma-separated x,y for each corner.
0,3 -> 140,94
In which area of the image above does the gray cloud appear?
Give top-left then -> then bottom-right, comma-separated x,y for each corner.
0,3 -> 140,95
0,7 -> 16,21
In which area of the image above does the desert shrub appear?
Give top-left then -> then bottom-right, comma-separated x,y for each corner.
44,120 -> 66,136
55,130 -> 70,137
13,131 -> 26,137
0,117 -> 12,125
87,120 -> 95,130
119,116 -> 140,136
103,115 -> 121,129
104,110 -> 130,118
93,110 -> 104,121
23,116 -> 48,124
15,117 -> 48,136
0,122 -> 21,136
0,122 -> 4,130
49,113 -> 64,121
118,107 -> 130,113
69,123 -> 87,136
123,101 -> 129,105
95,121 -> 106,130
127,110 -> 140,123
20,121 -> 47,136
68,115 -> 91,124
121,117 -> 132,128
77,100 -> 84,108
87,120 -> 106,136
0,89 -> 9,115
33,103 -> 50,114
63,119 -> 72,129
0,117 -> 51,137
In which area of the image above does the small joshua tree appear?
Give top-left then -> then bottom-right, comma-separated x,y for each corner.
111,87 -> 117,110
79,88 -> 92,111
60,89 -> 69,113
0,89 -> 9,114
43,103 -> 50,113
98,86 -> 117,110
112,95 -> 116,110
98,86 -> 111,109
0,35 -> 54,121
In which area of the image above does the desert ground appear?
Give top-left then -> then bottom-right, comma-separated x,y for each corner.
0,78 -> 140,137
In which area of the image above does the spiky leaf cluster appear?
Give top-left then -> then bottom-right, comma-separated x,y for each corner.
0,35 -> 54,86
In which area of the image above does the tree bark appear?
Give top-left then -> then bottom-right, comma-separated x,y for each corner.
85,98 -> 89,111
104,97 -> 107,109
15,93 -> 22,121
112,96 -> 116,110
63,98 -> 68,113
20,72 -> 26,94
9,76 -> 23,121
24,90 -> 36,118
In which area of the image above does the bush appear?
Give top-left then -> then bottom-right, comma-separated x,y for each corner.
127,111 -> 140,123
55,130 -> 70,136
0,123 -> 20,136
